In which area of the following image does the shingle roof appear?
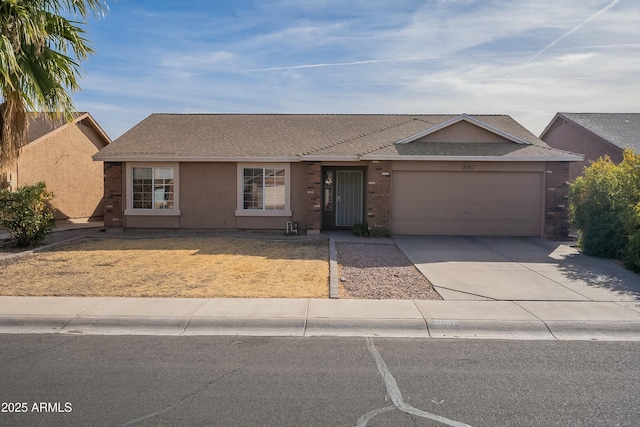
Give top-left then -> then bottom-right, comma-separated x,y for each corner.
550,113 -> 640,152
94,113 -> 580,161
27,114 -> 70,142
26,112 -> 111,147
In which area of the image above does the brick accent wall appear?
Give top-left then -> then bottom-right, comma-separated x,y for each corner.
305,162 -> 322,233
544,161 -> 570,239
366,161 -> 392,229
103,162 -> 123,228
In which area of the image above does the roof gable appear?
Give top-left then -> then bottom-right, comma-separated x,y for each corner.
541,113 -> 640,152
396,114 -> 531,145
25,113 -> 111,150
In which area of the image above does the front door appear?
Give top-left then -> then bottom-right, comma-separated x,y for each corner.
322,168 -> 364,229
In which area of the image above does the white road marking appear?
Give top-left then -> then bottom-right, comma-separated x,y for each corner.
362,337 -> 473,427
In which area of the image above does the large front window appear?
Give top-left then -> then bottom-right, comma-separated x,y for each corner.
243,167 -> 286,210
236,163 -> 291,217
132,167 -> 174,209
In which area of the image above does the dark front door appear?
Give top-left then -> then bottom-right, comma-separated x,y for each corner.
322,168 -> 364,229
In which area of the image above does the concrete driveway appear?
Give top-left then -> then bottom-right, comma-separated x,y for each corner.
394,236 -> 640,303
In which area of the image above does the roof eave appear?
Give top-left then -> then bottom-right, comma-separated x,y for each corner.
92,155 -> 301,162
538,112 -> 564,139
360,154 -> 584,162
300,155 -> 361,162
77,112 -> 112,146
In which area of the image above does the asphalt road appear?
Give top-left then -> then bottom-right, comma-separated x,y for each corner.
0,335 -> 638,426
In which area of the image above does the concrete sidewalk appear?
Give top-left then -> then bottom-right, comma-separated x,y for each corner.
1,296 -> 639,341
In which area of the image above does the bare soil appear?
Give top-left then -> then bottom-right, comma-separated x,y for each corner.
336,242 -> 442,300
0,235 -> 329,298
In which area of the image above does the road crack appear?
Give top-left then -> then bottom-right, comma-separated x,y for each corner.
358,337 -> 473,427
117,367 -> 242,426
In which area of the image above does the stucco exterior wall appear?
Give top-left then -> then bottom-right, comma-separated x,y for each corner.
416,120 -> 511,143
14,123 -> 106,219
542,119 -> 623,182
118,162 -> 308,232
104,158 -> 572,238
179,162 -> 237,228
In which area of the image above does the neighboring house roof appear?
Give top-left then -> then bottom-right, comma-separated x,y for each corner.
25,112 -> 112,149
540,113 -> 640,153
94,113 -> 581,162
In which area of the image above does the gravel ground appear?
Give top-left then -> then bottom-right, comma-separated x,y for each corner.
336,242 -> 442,300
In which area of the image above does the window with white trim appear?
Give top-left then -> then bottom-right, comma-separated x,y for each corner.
126,163 -> 180,216
243,167 -> 285,210
132,167 -> 175,209
236,163 -> 291,216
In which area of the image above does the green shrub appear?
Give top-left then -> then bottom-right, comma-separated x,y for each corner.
351,223 -> 391,238
570,149 -> 640,271
0,182 -> 55,247
369,226 -> 391,238
352,222 -> 369,237
623,203 -> 640,273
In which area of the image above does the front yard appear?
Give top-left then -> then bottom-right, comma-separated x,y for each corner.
0,236 -> 329,298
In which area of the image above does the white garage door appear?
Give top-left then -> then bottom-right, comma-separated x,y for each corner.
391,171 -> 543,236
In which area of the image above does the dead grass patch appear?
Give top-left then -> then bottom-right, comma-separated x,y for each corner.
0,236 -> 329,298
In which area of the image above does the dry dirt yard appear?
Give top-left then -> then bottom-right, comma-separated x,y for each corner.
0,236 -> 329,298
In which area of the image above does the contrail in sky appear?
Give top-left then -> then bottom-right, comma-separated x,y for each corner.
240,56 -> 444,72
242,1 -> 621,76
501,0 -> 621,82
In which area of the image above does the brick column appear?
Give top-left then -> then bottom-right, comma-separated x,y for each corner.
544,161 -> 570,239
103,162 -> 123,228
305,162 -> 321,234
366,161 -> 392,229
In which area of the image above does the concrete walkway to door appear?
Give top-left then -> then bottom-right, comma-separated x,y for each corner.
394,236 -> 640,303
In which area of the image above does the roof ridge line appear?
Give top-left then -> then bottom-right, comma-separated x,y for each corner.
300,118 -> 421,156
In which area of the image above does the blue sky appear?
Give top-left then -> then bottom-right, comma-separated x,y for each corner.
73,0 -> 640,139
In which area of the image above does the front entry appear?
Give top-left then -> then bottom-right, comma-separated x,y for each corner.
322,168 -> 364,229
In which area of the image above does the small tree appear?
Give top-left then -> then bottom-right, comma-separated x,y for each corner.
0,182 -> 55,247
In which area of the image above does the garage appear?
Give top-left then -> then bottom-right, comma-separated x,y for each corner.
391,170 -> 543,236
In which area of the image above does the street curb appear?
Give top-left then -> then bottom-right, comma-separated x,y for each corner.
0,315 -> 71,333
184,317 -> 305,336
60,316 -> 190,335
1,315 -> 640,340
426,319 -> 554,340
546,321 -> 640,341
305,318 -> 429,337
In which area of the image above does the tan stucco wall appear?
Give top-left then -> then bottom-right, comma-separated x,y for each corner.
541,119 -> 622,182
416,121 -> 511,143
9,122 -> 106,219
122,162 -> 308,231
179,162 -> 237,228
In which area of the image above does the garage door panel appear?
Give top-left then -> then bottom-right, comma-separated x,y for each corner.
392,171 -> 542,236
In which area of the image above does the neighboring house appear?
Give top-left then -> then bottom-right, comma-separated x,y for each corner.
93,113 -> 582,238
540,113 -> 640,182
0,113 -> 111,220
